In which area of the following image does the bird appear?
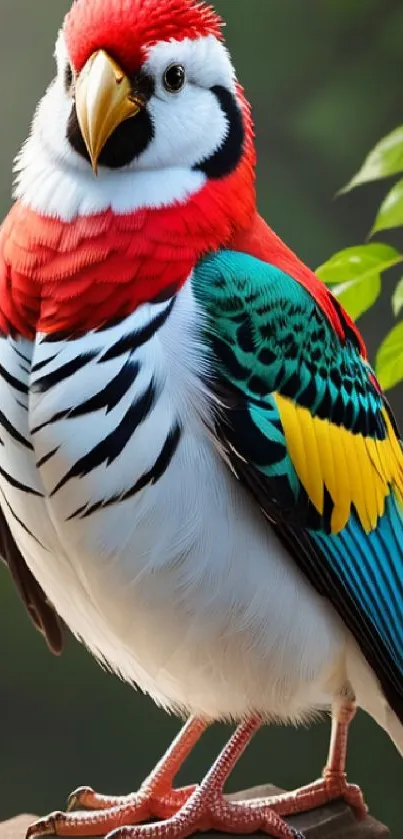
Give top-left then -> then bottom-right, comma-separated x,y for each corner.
0,0 -> 402,838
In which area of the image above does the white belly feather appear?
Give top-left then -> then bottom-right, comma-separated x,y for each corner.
0,282 -> 346,720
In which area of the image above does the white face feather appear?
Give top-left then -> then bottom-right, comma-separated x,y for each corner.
14,31 -> 237,220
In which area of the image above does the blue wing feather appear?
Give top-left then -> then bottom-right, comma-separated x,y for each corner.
313,495 -> 403,671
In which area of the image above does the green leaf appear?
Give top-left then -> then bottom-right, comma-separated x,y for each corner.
376,321 -> 403,390
372,179 -> 403,234
392,278 -> 403,317
331,274 -> 381,321
317,243 -> 401,286
342,126 -> 403,192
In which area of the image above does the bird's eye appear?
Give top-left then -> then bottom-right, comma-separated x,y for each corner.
163,64 -> 185,93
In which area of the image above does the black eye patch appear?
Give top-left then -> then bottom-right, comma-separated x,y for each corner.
64,63 -> 74,93
194,86 -> 245,179
67,103 -> 154,169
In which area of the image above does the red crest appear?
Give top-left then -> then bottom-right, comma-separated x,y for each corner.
64,0 -> 224,73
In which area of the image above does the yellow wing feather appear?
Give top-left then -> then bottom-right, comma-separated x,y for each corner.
310,415 -> 337,506
275,395 -> 310,502
274,394 -> 403,534
295,404 -> 324,514
327,422 -> 352,532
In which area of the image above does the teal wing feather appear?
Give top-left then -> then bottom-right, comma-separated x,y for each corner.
192,249 -> 403,720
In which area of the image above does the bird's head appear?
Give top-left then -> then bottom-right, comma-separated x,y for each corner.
6,0 -> 257,336
15,0 -> 256,222
64,0 -> 233,176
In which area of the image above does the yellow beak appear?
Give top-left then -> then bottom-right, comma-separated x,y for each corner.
75,50 -> 143,173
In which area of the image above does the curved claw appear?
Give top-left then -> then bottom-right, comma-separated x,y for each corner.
26,811 -> 65,839
66,788 -> 96,812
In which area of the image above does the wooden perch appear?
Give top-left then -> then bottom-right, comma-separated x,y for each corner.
0,786 -> 390,839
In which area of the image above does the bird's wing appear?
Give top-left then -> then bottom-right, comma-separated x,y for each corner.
193,249 -> 403,721
0,512 -> 64,654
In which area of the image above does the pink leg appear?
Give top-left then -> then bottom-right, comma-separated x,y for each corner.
27,718 -> 206,838
249,700 -> 367,820
27,718 -> 301,839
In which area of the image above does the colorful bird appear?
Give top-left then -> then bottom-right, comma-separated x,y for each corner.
1,1 -> 402,838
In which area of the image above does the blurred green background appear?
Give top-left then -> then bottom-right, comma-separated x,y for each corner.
0,0 -> 402,835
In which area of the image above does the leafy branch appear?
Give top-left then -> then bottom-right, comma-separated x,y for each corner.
317,126 -> 403,390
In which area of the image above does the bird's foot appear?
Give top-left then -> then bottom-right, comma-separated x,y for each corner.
266,770 -> 368,819
27,716 -> 206,838
67,783 -> 196,818
26,784 -> 196,838
27,784 -> 304,839
26,718 -> 305,839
